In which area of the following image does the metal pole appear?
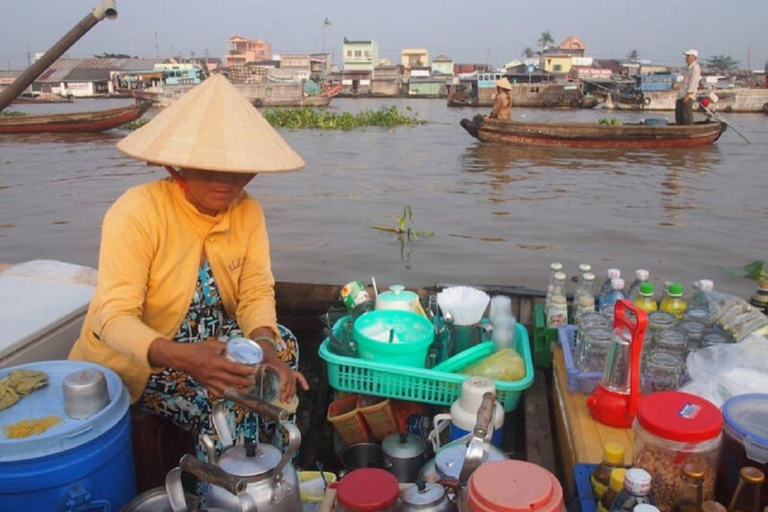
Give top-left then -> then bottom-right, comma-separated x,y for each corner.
0,0 -> 117,112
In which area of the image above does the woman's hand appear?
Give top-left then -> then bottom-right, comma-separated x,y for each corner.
262,350 -> 310,403
148,337 -> 256,397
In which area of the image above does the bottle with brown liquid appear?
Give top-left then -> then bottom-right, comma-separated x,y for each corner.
673,463 -> 705,512
727,467 -> 765,512
591,442 -> 626,498
702,502 -> 727,512
598,468 -> 628,512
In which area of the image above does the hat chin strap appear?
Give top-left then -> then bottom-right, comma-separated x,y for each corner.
164,165 -> 190,194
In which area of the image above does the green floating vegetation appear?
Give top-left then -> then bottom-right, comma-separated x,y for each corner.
598,117 -> 622,125
119,118 -> 150,130
263,106 -> 426,130
0,111 -> 27,118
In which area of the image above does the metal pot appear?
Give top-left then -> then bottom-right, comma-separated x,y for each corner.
382,433 -> 426,483
339,442 -> 384,474
166,388 -> 302,512
118,487 -> 198,512
401,481 -> 457,512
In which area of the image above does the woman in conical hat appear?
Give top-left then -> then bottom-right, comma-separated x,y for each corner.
69,74 -> 309,462
490,77 -> 513,121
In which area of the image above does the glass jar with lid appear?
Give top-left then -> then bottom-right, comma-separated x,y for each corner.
701,330 -> 730,348
633,391 -> 723,512
677,320 -> 707,351
642,349 -> 685,394
577,326 -> 613,373
684,308 -> 711,324
655,328 -> 687,355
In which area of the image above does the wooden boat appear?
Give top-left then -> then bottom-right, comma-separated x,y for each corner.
460,114 -> 727,149
0,101 -> 151,134
606,87 -> 768,113
11,95 -> 74,105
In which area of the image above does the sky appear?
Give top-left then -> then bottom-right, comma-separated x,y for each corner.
1,0 -> 767,71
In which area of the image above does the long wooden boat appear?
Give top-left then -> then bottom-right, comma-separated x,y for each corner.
460,114 -> 727,149
605,87 -> 768,113
0,101 -> 151,134
11,95 -> 74,105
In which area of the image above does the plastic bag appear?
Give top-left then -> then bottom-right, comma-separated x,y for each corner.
703,290 -> 768,341
460,348 -> 526,382
682,334 -> 768,407
1,260 -> 97,286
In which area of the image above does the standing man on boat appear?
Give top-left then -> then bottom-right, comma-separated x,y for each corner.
490,78 -> 513,121
676,49 -> 701,125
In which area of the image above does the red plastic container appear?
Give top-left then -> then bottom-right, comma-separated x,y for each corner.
336,468 -> 400,512
466,460 -> 563,512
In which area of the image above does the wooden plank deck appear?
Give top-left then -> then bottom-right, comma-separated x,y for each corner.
552,347 -> 634,495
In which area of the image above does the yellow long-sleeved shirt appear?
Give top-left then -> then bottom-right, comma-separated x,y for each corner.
69,178 -> 278,402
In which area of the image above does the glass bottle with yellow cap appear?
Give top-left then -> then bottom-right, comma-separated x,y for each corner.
592,442 -> 626,498
599,468 -> 628,512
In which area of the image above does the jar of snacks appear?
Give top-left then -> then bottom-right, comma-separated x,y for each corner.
633,391 -> 723,512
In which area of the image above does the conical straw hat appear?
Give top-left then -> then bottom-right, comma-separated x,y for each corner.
117,74 -> 305,173
495,77 -> 512,91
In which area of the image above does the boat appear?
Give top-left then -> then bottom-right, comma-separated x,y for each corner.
605,87 -> 768,113
459,114 -> 727,149
0,101 -> 151,134
448,72 -> 594,109
11,94 -> 74,105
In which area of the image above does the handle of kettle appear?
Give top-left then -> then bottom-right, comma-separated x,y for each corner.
429,413 -> 452,452
224,386 -> 290,423
272,422 -> 301,481
165,468 -> 188,512
473,392 -> 495,437
179,454 -> 248,496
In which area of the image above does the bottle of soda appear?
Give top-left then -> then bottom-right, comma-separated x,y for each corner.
546,262 -> 564,311
672,463 -> 705,512
634,282 -> 659,313
727,467 -> 764,512
599,268 -> 622,307
546,271 -> 568,328
574,272 -> 597,324
600,278 -> 627,317
660,282 -> 688,320
628,269 -> 650,301
591,442 -> 626,498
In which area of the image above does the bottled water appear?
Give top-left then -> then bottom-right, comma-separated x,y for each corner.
599,278 -> 626,317
627,269 -> 650,301
598,268 -> 621,308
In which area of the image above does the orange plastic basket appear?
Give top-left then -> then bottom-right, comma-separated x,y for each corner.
357,396 -> 399,442
327,394 -> 370,445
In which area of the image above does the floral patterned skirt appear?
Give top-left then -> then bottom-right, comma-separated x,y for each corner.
135,261 -> 299,462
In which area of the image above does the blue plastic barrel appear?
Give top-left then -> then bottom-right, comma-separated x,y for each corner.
0,361 -> 136,512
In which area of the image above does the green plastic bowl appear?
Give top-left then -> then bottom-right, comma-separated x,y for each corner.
353,310 -> 434,367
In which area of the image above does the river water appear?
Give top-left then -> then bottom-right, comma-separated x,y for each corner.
1,97 -> 766,299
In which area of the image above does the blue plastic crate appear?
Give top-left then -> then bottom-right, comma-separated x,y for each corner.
573,463 -> 598,512
558,325 -> 602,394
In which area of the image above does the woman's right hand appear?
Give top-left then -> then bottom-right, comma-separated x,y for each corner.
148,337 -> 255,397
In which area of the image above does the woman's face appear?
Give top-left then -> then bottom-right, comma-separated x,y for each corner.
180,169 -> 256,216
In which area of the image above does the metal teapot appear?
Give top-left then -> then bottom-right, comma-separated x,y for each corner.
401,480 -> 459,512
417,393 -> 508,485
166,387 -> 302,512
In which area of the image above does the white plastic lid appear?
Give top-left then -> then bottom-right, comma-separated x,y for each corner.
550,262 -> 563,271
611,278 -> 625,290
579,263 -> 592,273
635,269 -> 650,281
634,505 -> 661,512
554,271 -> 567,281
608,268 -> 621,279
698,279 -> 714,291
583,272 -> 595,282
624,468 -> 652,494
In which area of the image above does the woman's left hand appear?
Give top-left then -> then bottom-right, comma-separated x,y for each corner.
264,351 -> 310,403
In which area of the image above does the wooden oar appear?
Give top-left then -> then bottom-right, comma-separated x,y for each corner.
699,102 -> 751,144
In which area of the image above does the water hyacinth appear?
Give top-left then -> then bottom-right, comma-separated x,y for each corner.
262,106 -> 426,130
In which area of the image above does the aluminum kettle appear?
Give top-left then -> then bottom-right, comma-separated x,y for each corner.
166,387 -> 301,512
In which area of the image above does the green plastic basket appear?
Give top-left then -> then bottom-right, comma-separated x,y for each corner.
318,322 -> 534,412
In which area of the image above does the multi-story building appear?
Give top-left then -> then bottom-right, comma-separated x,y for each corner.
226,36 -> 272,68
342,38 -> 379,72
431,55 -> 454,76
401,49 -> 429,69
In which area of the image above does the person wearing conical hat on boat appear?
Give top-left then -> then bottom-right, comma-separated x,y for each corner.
68,74 -> 309,464
676,49 -> 701,125
489,77 -> 513,121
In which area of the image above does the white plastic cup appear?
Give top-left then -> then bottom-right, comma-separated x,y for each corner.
491,314 -> 517,351
488,295 -> 512,325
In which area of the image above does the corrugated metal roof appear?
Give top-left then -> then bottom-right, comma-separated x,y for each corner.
63,68 -> 111,82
